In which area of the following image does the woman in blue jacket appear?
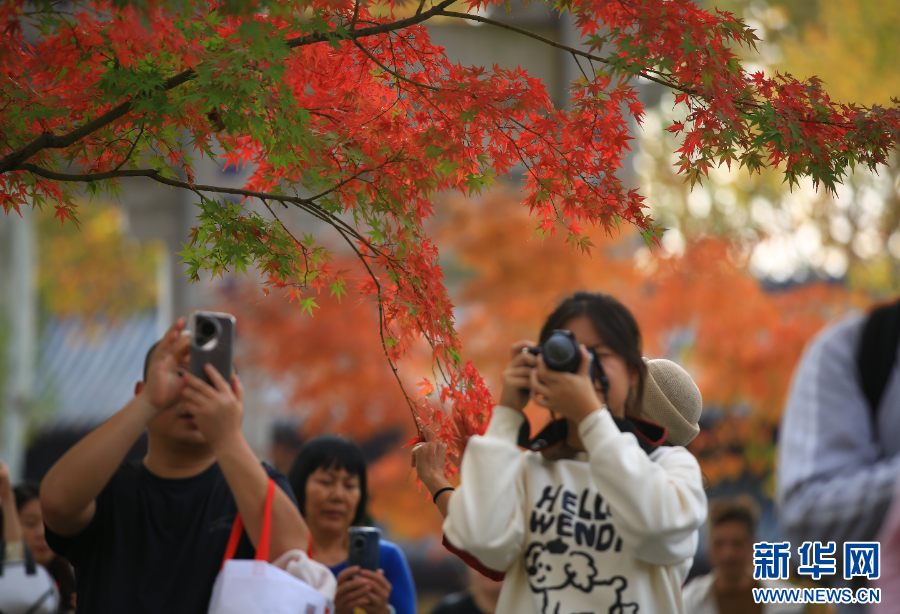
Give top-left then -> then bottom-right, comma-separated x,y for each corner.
288,435 -> 416,614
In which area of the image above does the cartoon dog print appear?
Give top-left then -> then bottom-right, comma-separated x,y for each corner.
524,539 -> 639,614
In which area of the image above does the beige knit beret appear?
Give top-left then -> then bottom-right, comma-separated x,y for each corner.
640,358 -> 702,446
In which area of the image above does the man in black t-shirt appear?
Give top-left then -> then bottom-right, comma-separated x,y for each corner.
41,318 -> 308,614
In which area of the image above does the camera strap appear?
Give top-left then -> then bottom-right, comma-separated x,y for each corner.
517,418 -> 569,451
613,416 -> 666,455
588,352 -> 610,405
517,415 -> 666,454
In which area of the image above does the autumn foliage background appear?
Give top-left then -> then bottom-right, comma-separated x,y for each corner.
32,190 -> 873,542
7,0 -> 900,545
228,191 -> 870,538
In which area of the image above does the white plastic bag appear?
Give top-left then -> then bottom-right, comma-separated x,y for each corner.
208,559 -> 332,614
207,480 -> 333,614
0,543 -> 59,614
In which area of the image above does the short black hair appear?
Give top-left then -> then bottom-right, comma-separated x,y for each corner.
143,341 -> 160,382
13,482 -> 40,511
287,435 -> 368,526
709,496 -> 759,537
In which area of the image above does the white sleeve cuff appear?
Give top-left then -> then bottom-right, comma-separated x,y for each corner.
577,407 -> 618,449
484,405 -> 526,442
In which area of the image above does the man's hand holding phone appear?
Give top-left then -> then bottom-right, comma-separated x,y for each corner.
139,318 -> 191,418
181,366 -> 244,451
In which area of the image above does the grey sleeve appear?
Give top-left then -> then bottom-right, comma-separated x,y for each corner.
776,313 -> 900,545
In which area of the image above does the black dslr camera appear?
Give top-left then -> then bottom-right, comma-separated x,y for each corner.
517,330 -> 610,451
528,330 -> 588,373
527,330 -> 609,393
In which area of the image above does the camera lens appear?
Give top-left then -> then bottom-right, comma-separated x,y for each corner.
353,536 -> 367,550
195,317 -> 219,347
544,335 -> 578,370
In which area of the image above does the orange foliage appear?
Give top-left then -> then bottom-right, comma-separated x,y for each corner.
434,193 -> 638,383
632,240 -> 865,421
232,276 -> 418,439
231,271 -> 436,538
628,241 -> 866,482
434,191 -> 868,484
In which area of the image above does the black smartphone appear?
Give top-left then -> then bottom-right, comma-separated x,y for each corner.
189,311 -> 236,385
347,527 -> 381,572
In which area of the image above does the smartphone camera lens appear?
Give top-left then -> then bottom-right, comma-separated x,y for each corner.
353,536 -> 367,551
200,320 -> 216,338
195,317 -> 219,347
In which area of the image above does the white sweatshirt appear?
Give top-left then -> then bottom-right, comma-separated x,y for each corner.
443,406 -> 707,614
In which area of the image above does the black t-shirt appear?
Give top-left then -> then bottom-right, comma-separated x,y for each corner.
429,592 -> 489,614
45,460 -> 296,614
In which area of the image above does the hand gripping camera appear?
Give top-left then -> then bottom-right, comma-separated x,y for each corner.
517,330 -> 610,451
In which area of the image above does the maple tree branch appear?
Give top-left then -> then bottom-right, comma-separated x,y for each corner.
260,200 -> 314,287
308,110 -> 340,123
308,157 -> 398,202
10,163 -> 365,238
349,0 -> 361,29
113,124 -> 145,172
327,218 -> 423,431
284,0 -> 457,48
26,153 -> 410,280
21,5 -> 67,16
495,128 -> 578,228
13,150 -> 397,219
352,39 -> 440,92
0,68 -> 195,175
415,0 -> 428,15
506,116 -> 611,202
434,9 -> 685,93
0,0 -> 457,176
0,0 -> 858,180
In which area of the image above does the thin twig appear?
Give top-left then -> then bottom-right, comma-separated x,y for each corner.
112,124 -> 145,172
308,110 -> 340,123
573,54 -> 590,83
261,200 -> 313,285
330,219 -> 423,430
352,39 -> 440,92
349,0 -> 361,30
435,9 -> 685,93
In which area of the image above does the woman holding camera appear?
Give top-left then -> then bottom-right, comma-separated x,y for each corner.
441,292 -> 707,614
288,435 -> 416,614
